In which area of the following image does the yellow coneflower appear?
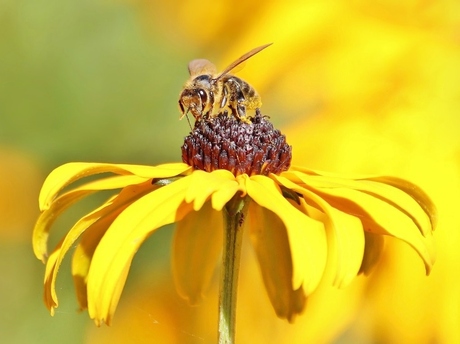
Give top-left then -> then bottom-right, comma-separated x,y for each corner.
33,111 -> 436,342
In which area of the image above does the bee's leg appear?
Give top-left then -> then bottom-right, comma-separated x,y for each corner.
207,90 -> 215,117
236,103 -> 246,119
225,79 -> 251,123
218,87 -> 228,114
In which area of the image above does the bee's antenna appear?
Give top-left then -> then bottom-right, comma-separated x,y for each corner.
184,108 -> 193,131
185,114 -> 193,131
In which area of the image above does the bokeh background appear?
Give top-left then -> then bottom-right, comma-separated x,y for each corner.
1,0 -> 459,343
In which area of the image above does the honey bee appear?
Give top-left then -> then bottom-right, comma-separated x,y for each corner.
178,43 -> 272,126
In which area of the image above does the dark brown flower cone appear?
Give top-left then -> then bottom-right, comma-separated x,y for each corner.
181,110 -> 292,176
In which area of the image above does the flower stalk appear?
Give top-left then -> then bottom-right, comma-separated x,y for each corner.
218,194 -> 251,344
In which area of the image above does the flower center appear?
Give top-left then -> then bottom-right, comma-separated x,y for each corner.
181,110 -> 292,176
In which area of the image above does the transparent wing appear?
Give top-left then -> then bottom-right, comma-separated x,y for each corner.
188,59 -> 217,77
216,43 -> 272,79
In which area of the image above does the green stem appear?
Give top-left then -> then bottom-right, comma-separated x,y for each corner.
218,194 -> 250,344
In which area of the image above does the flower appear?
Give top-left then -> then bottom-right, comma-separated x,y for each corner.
33,111 -> 436,326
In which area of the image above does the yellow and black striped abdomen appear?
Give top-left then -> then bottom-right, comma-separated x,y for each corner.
220,75 -> 262,110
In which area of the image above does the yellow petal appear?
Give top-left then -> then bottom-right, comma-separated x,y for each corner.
43,247 -> 61,315
212,176 -> 246,211
359,231 -> 385,276
304,198 -> 364,289
273,175 -> 365,288
184,169 -> 240,211
72,210 -> 120,311
244,175 -> 327,294
44,180 -> 155,315
172,201 -> 223,304
87,175 -> 194,325
290,165 -> 371,179
34,189 -> 92,263
33,175 -> 150,261
281,170 -> 436,273
357,179 -> 432,237
286,170 -> 433,237
315,186 -> 435,274
39,162 -> 190,210
367,175 -> 438,230
248,202 -> 307,321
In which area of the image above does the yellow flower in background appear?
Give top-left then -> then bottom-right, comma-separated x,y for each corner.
137,0 -> 460,124
281,34 -> 460,341
33,111 -> 436,327
0,148 -> 41,243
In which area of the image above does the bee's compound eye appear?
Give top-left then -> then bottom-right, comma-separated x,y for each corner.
198,89 -> 207,104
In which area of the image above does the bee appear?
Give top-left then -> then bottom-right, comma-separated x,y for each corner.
178,43 -> 272,126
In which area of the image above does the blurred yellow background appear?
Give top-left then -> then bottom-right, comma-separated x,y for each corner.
1,0 -> 459,343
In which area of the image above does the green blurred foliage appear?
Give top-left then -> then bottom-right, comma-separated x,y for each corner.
0,0 -> 190,167
0,1 -> 190,343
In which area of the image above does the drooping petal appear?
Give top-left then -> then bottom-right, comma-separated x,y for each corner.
33,175 -> 150,262
248,202 -> 306,322
42,246 -> 61,315
43,200 -> 116,314
87,175 -> 195,325
303,198 -> 364,288
39,162 -> 190,210
72,209 -> 120,311
184,169 -> 241,211
273,175 -> 365,288
285,170 -> 433,237
316,186 -> 434,273
43,180 -> 156,314
367,175 -> 438,230
356,180 -> 432,237
34,190 -> 94,263
282,170 -> 436,274
243,175 -> 327,295
359,231 -> 385,276
172,201 -> 223,304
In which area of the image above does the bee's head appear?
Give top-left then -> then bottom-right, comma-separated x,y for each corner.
178,87 -> 207,120
178,75 -> 214,121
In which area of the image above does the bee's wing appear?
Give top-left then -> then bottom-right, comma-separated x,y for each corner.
188,59 -> 217,77
215,43 -> 272,79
